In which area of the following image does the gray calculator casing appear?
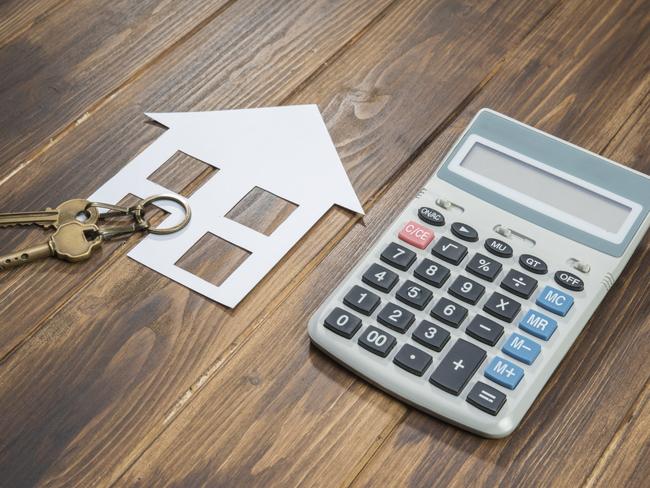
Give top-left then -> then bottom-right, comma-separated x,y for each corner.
308,109 -> 650,438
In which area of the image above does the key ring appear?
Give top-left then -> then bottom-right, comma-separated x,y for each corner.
133,194 -> 192,235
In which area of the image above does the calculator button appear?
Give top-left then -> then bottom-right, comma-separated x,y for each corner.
432,237 -> 467,265
377,303 -> 415,333
393,344 -> 433,376
396,280 -> 433,310
484,238 -> 513,258
554,270 -> 585,292
465,314 -> 504,346
519,254 -> 548,274
484,356 -> 524,390
362,263 -> 399,293
518,309 -> 557,340
430,339 -> 486,395
413,258 -> 450,288
418,207 -> 445,226
398,221 -> 435,249
465,253 -> 502,282
466,382 -> 507,416
431,297 -> 468,328
536,286 -> 574,316
448,275 -> 485,305
380,242 -> 417,271
343,285 -> 380,315
324,308 -> 362,339
358,326 -> 397,357
483,292 -> 521,323
412,320 -> 450,352
500,269 -> 538,299
450,222 -> 479,242
502,333 -> 541,365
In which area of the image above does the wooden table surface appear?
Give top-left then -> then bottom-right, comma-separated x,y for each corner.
1,0 -> 648,486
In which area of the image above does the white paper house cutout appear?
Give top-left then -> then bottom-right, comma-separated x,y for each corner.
90,105 -> 363,307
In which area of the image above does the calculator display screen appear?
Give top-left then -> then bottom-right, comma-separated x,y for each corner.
458,142 -> 633,236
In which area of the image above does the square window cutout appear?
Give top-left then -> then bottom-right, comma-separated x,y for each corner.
148,151 -> 217,197
225,187 -> 297,236
176,233 -> 251,287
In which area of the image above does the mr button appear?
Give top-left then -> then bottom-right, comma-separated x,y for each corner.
399,221 -> 434,249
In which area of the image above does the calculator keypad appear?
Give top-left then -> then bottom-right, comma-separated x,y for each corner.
413,259 -> 450,287
432,237 -> 467,265
377,303 -> 415,333
358,326 -> 397,357
430,339 -> 486,395
431,297 -> 468,327
448,275 -> 485,304
381,242 -> 417,271
465,253 -> 502,282
393,344 -> 433,376
362,263 -> 399,292
396,280 -> 433,310
500,269 -> 538,299
343,285 -> 380,315
483,292 -> 521,322
412,320 -> 450,352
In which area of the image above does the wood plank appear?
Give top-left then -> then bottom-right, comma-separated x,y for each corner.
0,0 -> 554,486
0,0 -> 228,179
0,0 -> 67,46
116,0 -> 650,485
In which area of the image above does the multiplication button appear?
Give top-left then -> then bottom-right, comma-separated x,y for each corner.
430,339 -> 486,395
483,292 -> 521,323
466,253 -> 502,282
466,382 -> 506,416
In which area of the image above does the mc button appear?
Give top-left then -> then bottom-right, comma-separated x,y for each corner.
536,286 -> 574,316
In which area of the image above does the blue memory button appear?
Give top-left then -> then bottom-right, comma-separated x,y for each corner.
519,309 -> 557,340
536,285 -> 574,316
484,356 -> 524,390
502,333 -> 541,365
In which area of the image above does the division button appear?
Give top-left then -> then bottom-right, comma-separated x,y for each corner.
502,333 -> 541,365
323,307 -> 362,339
432,236 -> 468,265
519,254 -> 548,274
466,382 -> 507,416
399,220 -> 435,249
362,263 -> 399,293
485,238 -> 513,258
431,297 -> 468,328
554,270 -> 585,292
483,292 -> 521,323
466,253 -> 502,282
465,314 -> 504,346
484,356 -> 524,390
358,326 -> 397,357
396,280 -> 433,310
430,339 -> 486,395
393,343 -> 433,376
377,302 -> 415,333
380,242 -> 417,271
412,320 -> 450,352
448,275 -> 485,305
343,285 -> 381,315
535,285 -> 574,316
500,269 -> 538,299
451,222 -> 479,242
413,258 -> 450,288
418,207 -> 445,226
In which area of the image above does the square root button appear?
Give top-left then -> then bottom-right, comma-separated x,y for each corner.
398,221 -> 434,249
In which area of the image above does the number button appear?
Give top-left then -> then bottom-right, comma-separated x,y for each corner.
418,207 -> 445,226
466,253 -> 502,282
483,292 -> 521,323
500,269 -> 538,298
450,222 -> 478,242
393,344 -> 433,376
362,263 -> 399,293
465,314 -> 504,346
429,339 -> 486,395
358,326 -> 396,357
430,297 -> 468,328
377,303 -> 415,333
519,254 -> 547,274
484,238 -> 513,258
432,237 -> 467,265
380,242 -> 417,271
484,356 -> 524,390
466,382 -> 507,416
412,320 -> 450,352
343,285 -> 380,315
396,280 -> 433,310
413,258 -> 450,288
448,275 -> 485,305
323,307 -> 362,339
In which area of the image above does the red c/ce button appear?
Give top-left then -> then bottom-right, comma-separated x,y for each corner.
398,221 -> 434,249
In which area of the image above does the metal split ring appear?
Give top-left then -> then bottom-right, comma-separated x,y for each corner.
133,194 -> 192,235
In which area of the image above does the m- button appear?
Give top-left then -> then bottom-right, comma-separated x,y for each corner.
399,221 -> 434,249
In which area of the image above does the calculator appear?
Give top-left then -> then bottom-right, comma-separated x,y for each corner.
308,109 -> 650,437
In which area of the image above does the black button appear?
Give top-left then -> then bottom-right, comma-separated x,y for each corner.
358,326 -> 396,357
380,242 -> 417,271
393,344 -> 433,376
324,307 -> 362,339
362,263 -> 399,293
429,339 -> 486,395
413,258 -> 450,288
466,382 -> 506,415
418,207 -> 445,226
465,314 -> 504,346
412,320 -> 450,352
485,238 -> 513,258
451,222 -> 478,242
432,237 -> 468,265
483,292 -> 521,323
555,270 -> 585,291
396,280 -> 433,310
465,253 -> 502,282
500,269 -> 538,298
448,275 -> 485,305
377,303 -> 415,333
519,254 -> 548,274
430,297 -> 468,328
343,285 -> 380,315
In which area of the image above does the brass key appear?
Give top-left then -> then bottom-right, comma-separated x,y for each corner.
0,199 -> 100,229
0,221 -> 102,271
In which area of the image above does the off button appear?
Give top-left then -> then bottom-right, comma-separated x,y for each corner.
555,270 -> 584,291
